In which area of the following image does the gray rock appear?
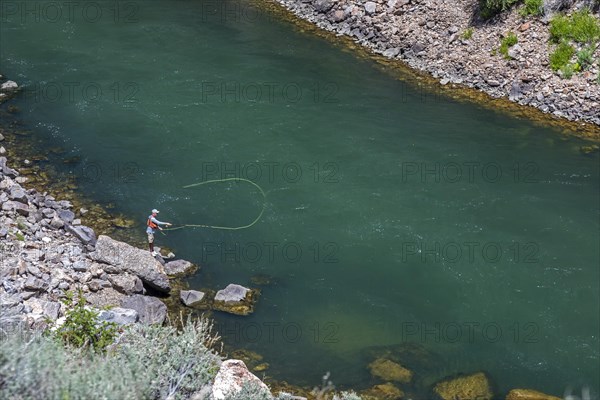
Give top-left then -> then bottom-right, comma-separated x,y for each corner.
65,224 -> 96,246
0,157 -> 18,178
9,186 -> 28,204
91,235 -> 170,293
2,200 -> 29,216
72,260 -> 89,272
108,273 -> 144,295
365,1 -> 377,14
313,0 -> 334,12
57,209 -> 75,224
27,265 -> 42,277
164,259 -> 196,276
411,42 -> 426,54
88,279 -> 105,292
213,284 -> 258,315
487,79 -> 501,87
121,295 -> 167,325
331,9 -> 346,22
24,276 -> 45,291
180,290 -> 206,307
383,47 -> 400,58
97,307 -> 139,325
1,80 -> 18,90
215,284 -> 250,303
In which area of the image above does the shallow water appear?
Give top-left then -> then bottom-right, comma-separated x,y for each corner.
1,0 -> 598,396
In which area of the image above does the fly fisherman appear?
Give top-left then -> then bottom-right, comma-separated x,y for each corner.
147,209 -> 172,256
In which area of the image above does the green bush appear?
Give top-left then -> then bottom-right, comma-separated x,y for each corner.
520,0 -> 543,16
550,14 -> 572,43
576,46 -> 595,70
500,32 -> 519,59
570,9 -> 600,43
550,41 -> 575,70
480,0 -> 519,19
560,63 -> 575,78
550,10 -> 600,44
0,316 -> 221,399
51,290 -> 118,352
462,28 -> 474,40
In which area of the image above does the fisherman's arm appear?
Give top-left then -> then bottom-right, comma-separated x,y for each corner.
151,216 -> 172,229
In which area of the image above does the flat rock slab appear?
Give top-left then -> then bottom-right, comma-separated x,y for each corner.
180,289 -> 206,307
91,235 -> 170,293
121,295 -> 167,325
164,259 -> 197,276
213,284 -> 258,316
97,307 -> 139,325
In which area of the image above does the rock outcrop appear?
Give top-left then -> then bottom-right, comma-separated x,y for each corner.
91,235 -> 170,293
212,359 -> 272,400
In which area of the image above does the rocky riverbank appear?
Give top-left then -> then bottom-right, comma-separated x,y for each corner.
267,0 -> 600,129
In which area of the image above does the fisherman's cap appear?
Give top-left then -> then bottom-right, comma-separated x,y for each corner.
152,209 -> 159,214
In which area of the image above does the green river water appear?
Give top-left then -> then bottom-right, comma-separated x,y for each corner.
1,0 -> 599,397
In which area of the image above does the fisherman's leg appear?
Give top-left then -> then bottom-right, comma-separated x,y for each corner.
148,233 -> 154,252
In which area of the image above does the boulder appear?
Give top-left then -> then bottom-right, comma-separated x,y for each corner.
213,284 -> 258,316
506,389 -> 562,400
1,80 -> 18,90
313,0 -> 334,13
108,273 -> 144,295
163,259 -> 197,276
365,1 -> 377,14
97,307 -> 139,325
212,359 -> 272,400
361,382 -> 405,399
90,235 -> 169,293
180,289 -> 206,307
57,209 -> 75,224
24,276 -> 45,291
9,186 -> 28,204
0,157 -> 18,178
121,295 -> 167,325
65,224 -> 97,246
433,372 -> 493,400
368,358 -> 413,383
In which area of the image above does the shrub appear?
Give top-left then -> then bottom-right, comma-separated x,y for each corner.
550,10 -> 600,44
570,9 -> 600,43
500,32 -> 518,59
560,63 -> 575,78
576,46 -> 595,70
480,0 -> 519,19
51,290 -> 118,352
550,14 -> 572,43
520,0 -> 543,16
462,28 -> 474,40
550,41 -> 575,70
0,316 -> 221,399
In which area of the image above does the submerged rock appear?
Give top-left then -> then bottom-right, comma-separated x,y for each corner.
361,382 -> 405,399
212,359 -> 272,400
213,284 -> 259,316
368,358 -> 413,384
433,372 -> 493,400
505,388 -> 561,400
